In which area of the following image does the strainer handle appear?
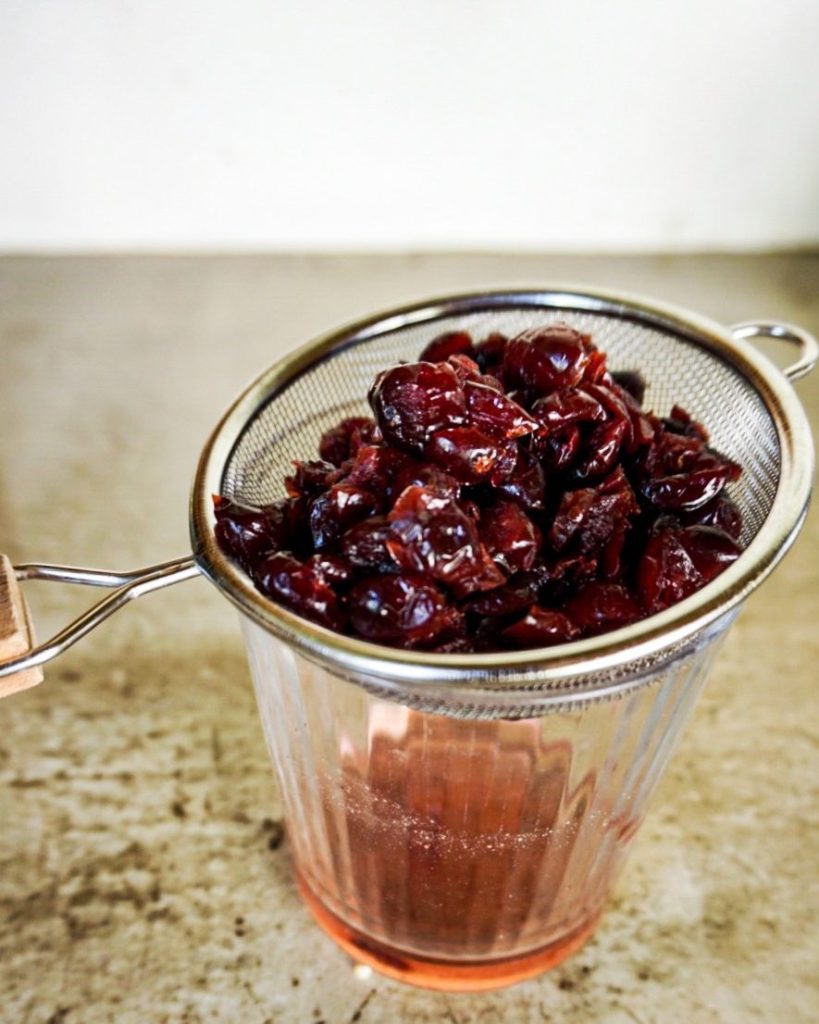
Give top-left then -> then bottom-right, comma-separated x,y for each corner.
729,321 -> 819,382
0,554 -> 200,696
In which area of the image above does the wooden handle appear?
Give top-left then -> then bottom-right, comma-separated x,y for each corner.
0,554 -> 43,697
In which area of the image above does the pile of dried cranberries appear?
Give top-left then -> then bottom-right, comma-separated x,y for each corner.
214,324 -> 744,652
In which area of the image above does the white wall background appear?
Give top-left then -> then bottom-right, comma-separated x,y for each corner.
2,0 -> 818,251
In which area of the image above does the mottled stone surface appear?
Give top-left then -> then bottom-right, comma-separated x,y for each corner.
0,253 -> 817,1024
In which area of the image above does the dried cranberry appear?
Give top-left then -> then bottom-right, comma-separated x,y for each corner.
393,461 -> 462,499
536,424 -> 582,471
480,501 -> 541,574
680,495 -> 743,540
636,522 -> 702,613
419,331 -> 474,362
474,332 -> 508,373
503,324 -> 596,392
495,446 -> 546,510
309,484 -> 379,550
319,417 -> 378,466
348,573 -> 461,647
388,486 -> 505,597
340,444 -> 413,501
304,553 -> 355,589
548,467 -> 639,556
641,455 -> 740,512
663,405 -> 708,441
464,573 -> 541,619
612,369 -> 646,406
254,552 -> 347,632
678,525 -> 742,583
213,495 -> 301,570
424,426 -> 504,483
501,606 -> 579,648
369,362 -> 467,454
341,516 -> 398,571
285,459 -> 336,499
564,582 -> 641,636
573,418 -> 628,482
532,388 -> 606,430
465,381 -> 539,440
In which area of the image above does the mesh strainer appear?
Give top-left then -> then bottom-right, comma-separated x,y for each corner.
0,287 -> 815,709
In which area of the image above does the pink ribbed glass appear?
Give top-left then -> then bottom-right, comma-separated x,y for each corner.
242,616 -> 729,991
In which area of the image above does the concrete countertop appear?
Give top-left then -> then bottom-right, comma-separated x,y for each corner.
1,253 -> 817,1024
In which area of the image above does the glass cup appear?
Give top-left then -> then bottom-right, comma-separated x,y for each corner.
241,611 -> 733,992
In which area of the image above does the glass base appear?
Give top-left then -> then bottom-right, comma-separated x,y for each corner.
297,872 -> 601,992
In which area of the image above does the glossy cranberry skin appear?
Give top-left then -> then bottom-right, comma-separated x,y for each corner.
419,331 -> 474,362
309,485 -> 379,550
481,501 -> 541,574
564,582 -> 642,636
641,456 -> 740,512
305,553 -> 355,589
341,444 -> 413,501
465,381 -> 539,441
503,324 -> 595,392
636,524 -> 702,613
680,495 -> 743,539
387,486 -> 505,597
348,573 -> 460,646
424,426 -> 505,483
501,606 -> 579,648
319,417 -> 378,466
369,361 -> 467,454
341,516 -> 398,571
254,552 -> 347,631
393,461 -> 462,499
474,332 -> 508,373
532,388 -> 606,430
495,446 -> 547,510
285,459 -> 336,499
678,525 -> 742,583
464,573 -> 541,619
612,369 -> 646,406
213,495 -> 301,569
548,467 -> 639,556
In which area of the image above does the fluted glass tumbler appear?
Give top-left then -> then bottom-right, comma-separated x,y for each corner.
242,614 -> 731,992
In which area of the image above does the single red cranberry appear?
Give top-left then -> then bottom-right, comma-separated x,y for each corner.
564,582 -> 642,636
369,361 -> 467,453
501,606 -> 579,647
418,331 -> 474,362
387,486 -> 505,597
318,417 -> 379,466
635,524 -> 702,613
254,552 -> 347,631
424,426 -> 505,483
341,516 -> 398,571
309,484 -> 379,550
503,324 -> 596,392
480,501 -> 541,575
465,381 -> 539,440
348,573 -> 461,646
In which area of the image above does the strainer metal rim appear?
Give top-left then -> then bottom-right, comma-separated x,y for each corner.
189,286 -> 814,694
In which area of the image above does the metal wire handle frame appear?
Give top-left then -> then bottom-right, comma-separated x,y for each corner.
0,556 -> 199,679
0,307 -> 815,685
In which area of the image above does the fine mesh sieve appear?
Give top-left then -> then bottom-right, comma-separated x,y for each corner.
1,287 -> 814,712
188,287 -> 815,710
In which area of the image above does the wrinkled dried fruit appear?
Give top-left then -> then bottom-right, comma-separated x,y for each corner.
254,552 -> 347,631
369,362 -> 466,453
501,606 -> 579,648
348,573 -> 460,646
215,322 -> 746,652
